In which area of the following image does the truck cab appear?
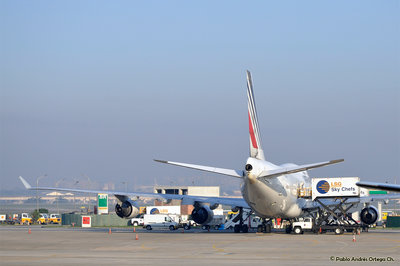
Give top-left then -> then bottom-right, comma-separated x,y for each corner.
131,215 -> 144,226
21,213 -> 33,225
37,213 -> 49,224
292,217 -> 313,234
49,214 -> 61,224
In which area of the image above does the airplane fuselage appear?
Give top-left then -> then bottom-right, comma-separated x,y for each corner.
241,157 -> 311,218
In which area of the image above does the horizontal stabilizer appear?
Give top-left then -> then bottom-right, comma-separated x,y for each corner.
154,159 -> 244,178
259,159 -> 344,179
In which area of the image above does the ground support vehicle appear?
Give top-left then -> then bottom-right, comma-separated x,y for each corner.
20,213 -> 33,225
290,198 -> 362,235
143,214 -> 179,231
49,214 -> 61,224
224,210 -> 263,232
200,215 -> 225,230
37,213 -> 49,224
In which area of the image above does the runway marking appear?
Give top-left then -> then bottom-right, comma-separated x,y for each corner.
140,244 -> 153,251
212,244 -> 232,255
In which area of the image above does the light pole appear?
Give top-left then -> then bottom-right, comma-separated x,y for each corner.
83,175 -> 91,213
55,178 -> 65,215
36,174 -> 47,212
73,180 -> 79,212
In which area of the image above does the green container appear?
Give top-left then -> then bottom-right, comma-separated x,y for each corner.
61,213 -> 129,227
386,216 -> 400,227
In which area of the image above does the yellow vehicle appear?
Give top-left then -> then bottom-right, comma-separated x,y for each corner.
21,213 -> 33,225
37,213 -> 49,224
49,214 -> 61,224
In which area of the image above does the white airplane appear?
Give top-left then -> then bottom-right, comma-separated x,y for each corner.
19,70 -> 400,233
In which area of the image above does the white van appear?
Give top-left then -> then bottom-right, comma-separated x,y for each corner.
143,214 -> 178,231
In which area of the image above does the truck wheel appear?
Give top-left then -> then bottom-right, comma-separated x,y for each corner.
169,225 -> 175,231
294,226 -> 302,234
202,225 -> 210,230
146,225 -> 152,230
334,227 -> 343,235
184,224 -> 190,230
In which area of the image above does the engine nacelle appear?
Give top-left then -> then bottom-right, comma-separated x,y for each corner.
115,200 -> 139,219
360,206 -> 378,225
191,205 -> 214,225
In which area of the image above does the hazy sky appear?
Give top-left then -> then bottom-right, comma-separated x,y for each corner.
1,1 -> 399,193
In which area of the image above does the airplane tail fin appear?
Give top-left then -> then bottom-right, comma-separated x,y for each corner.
247,70 -> 265,160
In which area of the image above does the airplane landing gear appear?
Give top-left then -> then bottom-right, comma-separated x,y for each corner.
257,218 -> 272,233
233,208 -> 251,233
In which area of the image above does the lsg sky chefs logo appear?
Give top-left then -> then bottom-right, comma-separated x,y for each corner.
316,180 -> 330,194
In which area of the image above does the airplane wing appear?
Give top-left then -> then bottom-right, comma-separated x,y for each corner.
258,159 -> 344,179
154,160 -> 244,178
356,181 -> 400,193
18,176 -> 249,208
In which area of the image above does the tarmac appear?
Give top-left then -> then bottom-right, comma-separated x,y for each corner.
0,226 -> 399,265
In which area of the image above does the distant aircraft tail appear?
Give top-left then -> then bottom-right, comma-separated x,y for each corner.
247,70 -> 265,160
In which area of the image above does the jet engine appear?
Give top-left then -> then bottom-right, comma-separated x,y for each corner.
360,206 -> 378,225
115,199 -> 139,219
191,204 -> 214,224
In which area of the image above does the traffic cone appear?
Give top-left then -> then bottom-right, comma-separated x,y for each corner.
182,228 -> 184,233
133,227 -> 136,233
135,233 -> 139,240
319,227 -> 322,234
352,234 -> 356,242
28,228 -> 31,234
108,228 -> 112,235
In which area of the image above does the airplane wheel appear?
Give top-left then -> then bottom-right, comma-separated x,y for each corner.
257,225 -> 263,233
234,224 -> 241,233
241,224 -> 248,233
265,224 -> 271,233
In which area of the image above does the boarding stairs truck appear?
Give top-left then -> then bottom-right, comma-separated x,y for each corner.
143,214 -> 179,231
224,210 -> 262,231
